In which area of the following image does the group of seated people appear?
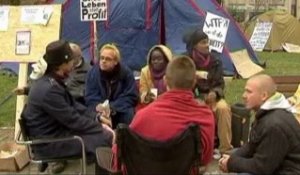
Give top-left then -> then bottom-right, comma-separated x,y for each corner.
17,28 -> 300,175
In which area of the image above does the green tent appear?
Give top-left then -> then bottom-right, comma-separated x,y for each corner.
245,10 -> 300,51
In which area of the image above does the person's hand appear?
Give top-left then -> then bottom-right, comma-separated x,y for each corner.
144,91 -> 156,104
102,124 -> 115,144
99,113 -> 112,128
288,97 -> 296,106
205,91 -> 217,105
218,154 -> 230,173
96,101 -> 110,114
13,87 -> 26,95
96,103 -> 105,113
196,71 -> 208,80
196,98 -> 206,105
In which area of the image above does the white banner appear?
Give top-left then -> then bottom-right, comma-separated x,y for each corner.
203,12 -> 230,53
249,22 -> 272,51
0,6 -> 9,31
80,0 -> 107,21
21,6 -> 53,25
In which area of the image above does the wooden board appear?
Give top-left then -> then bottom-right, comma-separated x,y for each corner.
272,76 -> 300,97
0,4 -> 61,62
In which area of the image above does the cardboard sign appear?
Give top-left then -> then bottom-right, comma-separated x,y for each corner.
80,0 -> 107,21
203,12 -> 230,53
282,43 -> 300,53
249,22 -> 272,51
230,49 -> 264,79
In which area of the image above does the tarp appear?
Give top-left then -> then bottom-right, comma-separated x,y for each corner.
164,0 -> 260,75
96,0 -> 160,70
245,10 -> 300,51
1,0 -> 260,76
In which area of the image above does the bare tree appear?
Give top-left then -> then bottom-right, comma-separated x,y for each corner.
254,0 -> 269,14
0,0 -> 20,5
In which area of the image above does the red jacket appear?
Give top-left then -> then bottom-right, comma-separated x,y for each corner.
130,89 -> 215,165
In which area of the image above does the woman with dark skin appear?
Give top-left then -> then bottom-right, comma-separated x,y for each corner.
139,45 -> 173,104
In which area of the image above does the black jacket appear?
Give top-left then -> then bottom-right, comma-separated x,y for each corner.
185,51 -> 225,99
23,74 -> 113,159
228,108 -> 300,175
65,58 -> 91,105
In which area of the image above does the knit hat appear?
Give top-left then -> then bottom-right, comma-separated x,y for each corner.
43,40 -> 74,66
183,28 -> 208,54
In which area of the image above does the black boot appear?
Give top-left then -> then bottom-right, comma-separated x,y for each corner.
95,163 -> 110,175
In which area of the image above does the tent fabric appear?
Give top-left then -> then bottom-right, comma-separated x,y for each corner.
97,0 -> 161,71
1,0 -> 260,75
245,10 -> 300,51
164,0 -> 259,75
61,0 -> 94,61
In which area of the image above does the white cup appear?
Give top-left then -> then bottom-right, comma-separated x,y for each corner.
150,88 -> 158,97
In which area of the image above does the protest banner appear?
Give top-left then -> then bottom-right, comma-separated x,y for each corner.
203,12 -> 230,53
80,0 -> 107,21
249,22 -> 272,51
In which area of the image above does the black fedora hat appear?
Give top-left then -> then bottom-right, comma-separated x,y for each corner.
43,40 -> 74,66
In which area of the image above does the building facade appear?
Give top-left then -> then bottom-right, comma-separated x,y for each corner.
225,0 -> 300,19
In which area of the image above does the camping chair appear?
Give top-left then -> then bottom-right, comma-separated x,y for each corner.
15,116 -> 87,175
96,123 -> 201,175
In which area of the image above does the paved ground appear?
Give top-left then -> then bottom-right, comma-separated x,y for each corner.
0,128 -> 233,174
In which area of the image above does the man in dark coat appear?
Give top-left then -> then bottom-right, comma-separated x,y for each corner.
219,74 -> 300,175
85,44 -> 139,129
22,40 -> 113,173
15,43 -> 91,106
65,43 -> 91,105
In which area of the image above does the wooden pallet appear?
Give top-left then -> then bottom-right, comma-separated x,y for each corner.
272,76 -> 300,97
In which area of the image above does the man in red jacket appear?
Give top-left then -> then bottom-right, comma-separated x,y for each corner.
98,56 -> 215,174
130,55 -> 215,168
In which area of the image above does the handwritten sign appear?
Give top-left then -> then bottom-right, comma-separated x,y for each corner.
0,6 -> 9,31
249,22 -> 272,51
203,12 -> 230,53
80,0 -> 107,21
21,6 -> 53,25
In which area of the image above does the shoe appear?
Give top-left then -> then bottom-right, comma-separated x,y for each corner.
49,161 -> 67,174
38,162 -> 48,172
213,149 -> 221,160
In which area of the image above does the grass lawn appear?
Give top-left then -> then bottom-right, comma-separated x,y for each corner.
0,73 -> 18,127
225,52 -> 300,104
0,51 -> 299,127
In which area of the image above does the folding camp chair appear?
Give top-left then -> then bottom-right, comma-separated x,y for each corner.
97,123 -> 201,175
15,116 -> 87,174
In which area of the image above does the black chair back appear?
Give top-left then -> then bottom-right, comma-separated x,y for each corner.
18,117 -> 29,141
116,123 -> 201,175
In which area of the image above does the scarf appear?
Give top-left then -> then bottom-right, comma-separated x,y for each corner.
150,68 -> 166,95
191,49 -> 211,69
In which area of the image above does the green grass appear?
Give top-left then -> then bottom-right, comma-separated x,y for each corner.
0,73 -> 18,127
225,52 -> 300,105
0,52 -> 299,127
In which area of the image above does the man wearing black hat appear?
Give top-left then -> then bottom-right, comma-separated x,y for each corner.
21,40 -> 113,173
183,28 -> 233,158
14,42 -> 91,106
